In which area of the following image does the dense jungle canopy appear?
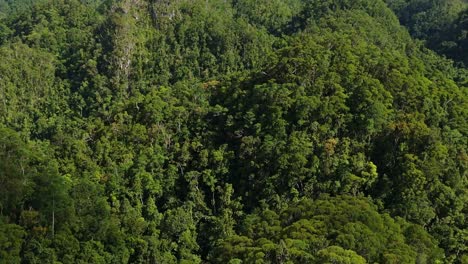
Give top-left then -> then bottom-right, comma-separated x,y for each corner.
0,0 -> 467,263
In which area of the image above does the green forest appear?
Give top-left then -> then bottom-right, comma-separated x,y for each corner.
0,0 -> 467,263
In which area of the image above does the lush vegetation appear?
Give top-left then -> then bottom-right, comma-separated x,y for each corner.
0,0 -> 467,263
386,0 -> 468,66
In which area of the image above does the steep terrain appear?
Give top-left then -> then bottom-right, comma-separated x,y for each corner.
0,0 -> 467,263
386,0 -> 468,66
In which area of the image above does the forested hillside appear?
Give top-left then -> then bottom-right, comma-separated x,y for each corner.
386,0 -> 468,66
0,0 -> 467,263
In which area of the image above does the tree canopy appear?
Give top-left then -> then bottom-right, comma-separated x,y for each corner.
0,0 -> 467,263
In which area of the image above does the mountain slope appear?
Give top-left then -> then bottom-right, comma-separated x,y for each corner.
0,0 -> 466,263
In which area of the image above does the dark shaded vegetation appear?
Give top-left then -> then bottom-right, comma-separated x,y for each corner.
386,0 -> 468,66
